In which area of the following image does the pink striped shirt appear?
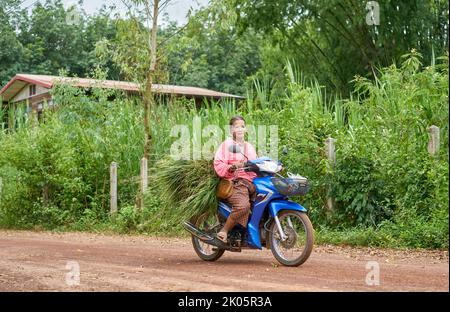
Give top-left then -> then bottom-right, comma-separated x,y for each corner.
213,138 -> 258,182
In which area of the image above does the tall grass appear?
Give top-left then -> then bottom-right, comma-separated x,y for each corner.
151,158 -> 219,222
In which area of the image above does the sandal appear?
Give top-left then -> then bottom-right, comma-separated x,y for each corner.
217,231 -> 228,244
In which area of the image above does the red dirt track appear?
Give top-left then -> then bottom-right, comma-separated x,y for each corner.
0,230 -> 447,291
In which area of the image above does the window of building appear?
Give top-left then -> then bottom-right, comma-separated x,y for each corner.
29,84 -> 36,96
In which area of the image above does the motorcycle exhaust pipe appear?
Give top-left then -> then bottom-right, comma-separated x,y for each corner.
183,221 -> 226,248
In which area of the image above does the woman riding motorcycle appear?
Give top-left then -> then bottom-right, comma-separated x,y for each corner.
213,115 -> 257,243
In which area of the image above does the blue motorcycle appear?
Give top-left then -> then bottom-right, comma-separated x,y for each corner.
184,145 -> 314,267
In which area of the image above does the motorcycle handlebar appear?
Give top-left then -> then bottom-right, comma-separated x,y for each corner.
236,164 -> 259,173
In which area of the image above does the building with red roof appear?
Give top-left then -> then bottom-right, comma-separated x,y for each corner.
0,74 -> 244,115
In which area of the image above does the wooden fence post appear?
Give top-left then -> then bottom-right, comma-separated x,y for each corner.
325,137 -> 336,165
136,157 -> 148,211
427,125 -> 440,156
110,162 -> 117,214
140,157 -> 148,193
325,137 -> 336,212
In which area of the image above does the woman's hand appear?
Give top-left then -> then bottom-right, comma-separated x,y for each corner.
229,162 -> 245,172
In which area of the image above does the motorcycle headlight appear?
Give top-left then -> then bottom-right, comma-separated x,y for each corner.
258,160 -> 280,173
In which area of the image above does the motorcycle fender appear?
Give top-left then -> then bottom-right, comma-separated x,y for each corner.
268,199 -> 307,217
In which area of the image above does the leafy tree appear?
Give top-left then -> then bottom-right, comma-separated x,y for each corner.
162,15 -> 262,95
0,0 -> 119,85
223,0 -> 449,93
0,1 -> 26,86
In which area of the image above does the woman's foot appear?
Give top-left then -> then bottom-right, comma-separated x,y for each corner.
217,231 -> 228,243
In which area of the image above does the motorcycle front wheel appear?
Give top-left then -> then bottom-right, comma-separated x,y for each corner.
268,210 -> 314,267
190,213 -> 225,262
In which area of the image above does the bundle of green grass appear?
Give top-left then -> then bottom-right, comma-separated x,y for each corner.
151,158 -> 220,222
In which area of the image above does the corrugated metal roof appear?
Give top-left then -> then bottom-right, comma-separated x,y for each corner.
0,74 -> 245,102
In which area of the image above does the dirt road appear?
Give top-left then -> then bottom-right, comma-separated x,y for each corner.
0,230 -> 447,292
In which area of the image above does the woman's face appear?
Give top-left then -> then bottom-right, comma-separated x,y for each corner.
231,119 -> 246,141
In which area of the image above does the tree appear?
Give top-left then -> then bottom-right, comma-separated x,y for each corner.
0,0 -> 26,86
0,0 -> 119,86
162,8 -> 262,95
222,0 -> 449,94
111,0 -> 171,161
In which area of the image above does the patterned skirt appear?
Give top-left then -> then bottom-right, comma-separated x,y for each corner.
226,178 -> 256,227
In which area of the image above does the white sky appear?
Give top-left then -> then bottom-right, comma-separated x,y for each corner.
20,0 -> 210,25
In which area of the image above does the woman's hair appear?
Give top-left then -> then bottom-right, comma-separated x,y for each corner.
229,115 -> 245,126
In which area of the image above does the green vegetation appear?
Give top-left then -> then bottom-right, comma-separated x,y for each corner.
0,0 -> 263,95
0,84 -> 144,229
226,0 -> 449,93
3,0 -> 448,95
0,51 -> 448,249
0,0 -> 448,249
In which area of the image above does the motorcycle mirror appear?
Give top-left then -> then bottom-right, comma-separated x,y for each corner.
228,144 -> 241,154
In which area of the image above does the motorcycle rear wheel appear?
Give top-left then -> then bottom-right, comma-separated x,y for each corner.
191,213 -> 225,261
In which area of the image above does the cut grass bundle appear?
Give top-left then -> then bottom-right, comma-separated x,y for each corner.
149,158 -> 220,223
